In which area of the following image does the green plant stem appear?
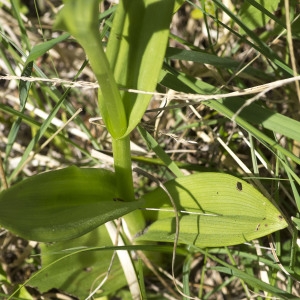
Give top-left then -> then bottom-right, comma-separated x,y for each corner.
54,0 -> 127,139
112,136 -> 134,201
112,136 -> 147,236
80,34 -> 127,139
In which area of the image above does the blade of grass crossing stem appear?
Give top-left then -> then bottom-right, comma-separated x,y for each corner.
55,0 -> 127,139
138,125 -> 183,178
204,277 -> 240,299
105,0 -> 175,136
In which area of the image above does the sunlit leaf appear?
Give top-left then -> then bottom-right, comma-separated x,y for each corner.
0,166 -> 143,242
137,173 -> 288,247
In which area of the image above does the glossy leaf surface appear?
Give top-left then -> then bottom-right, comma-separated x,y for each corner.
138,173 -> 288,247
0,166 -> 143,242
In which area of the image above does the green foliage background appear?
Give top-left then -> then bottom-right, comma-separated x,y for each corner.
0,0 -> 299,299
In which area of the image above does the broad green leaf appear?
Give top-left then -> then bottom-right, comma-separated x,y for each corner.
0,166 -> 143,242
137,173 -> 288,247
55,0 -> 127,139
106,0 -> 175,136
29,226 -> 127,299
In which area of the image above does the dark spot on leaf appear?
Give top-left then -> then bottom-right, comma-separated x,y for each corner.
236,182 -> 242,191
113,198 -> 124,202
278,215 -> 283,220
263,217 -> 266,220
265,224 -> 268,227
256,224 -> 260,231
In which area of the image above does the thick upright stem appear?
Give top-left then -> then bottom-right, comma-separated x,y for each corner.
112,136 -> 134,201
112,136 -> 146,236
